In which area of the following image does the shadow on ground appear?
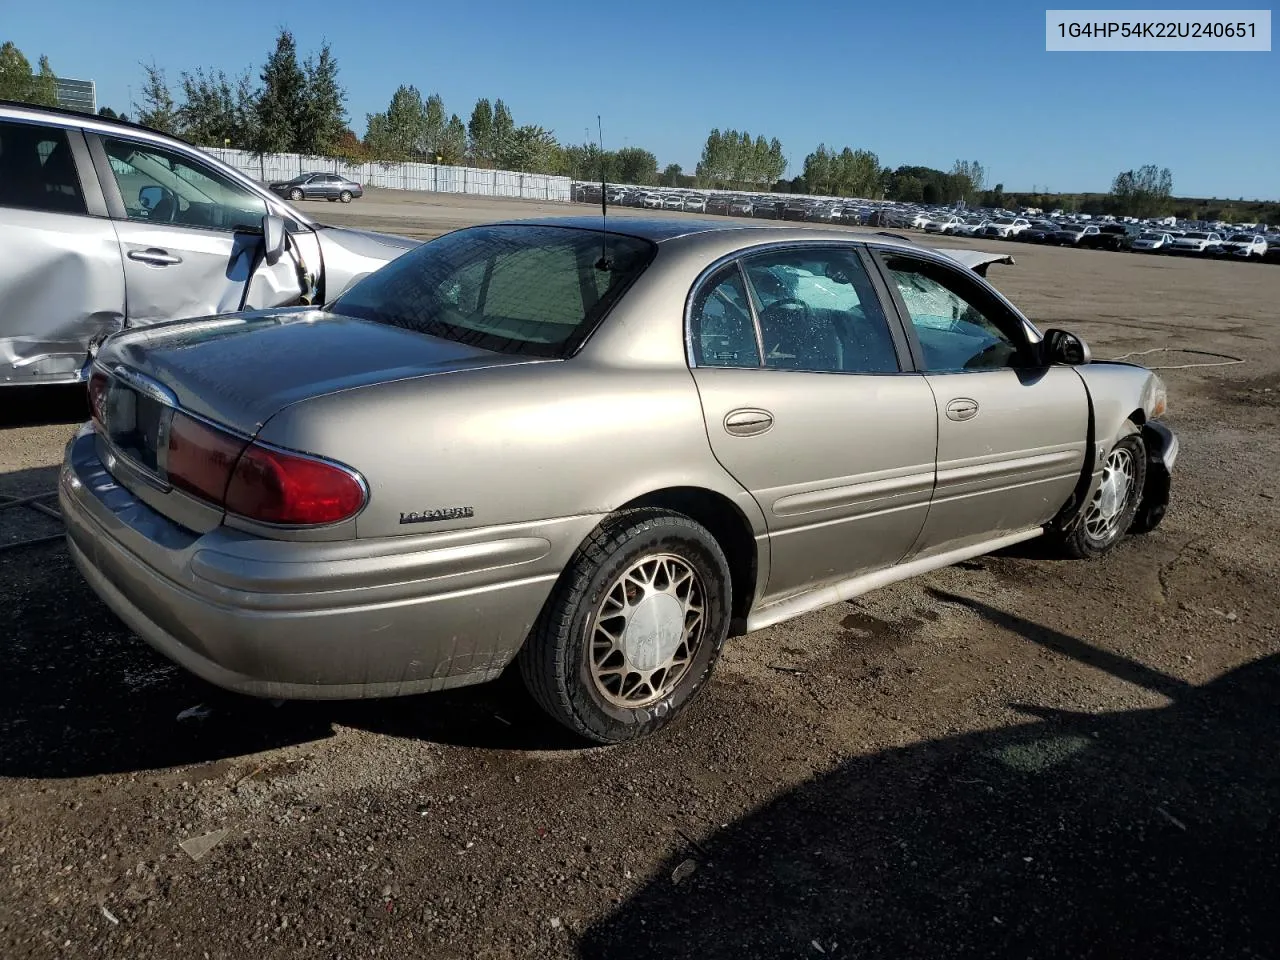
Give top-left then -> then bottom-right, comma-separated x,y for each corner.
580,597 -> 1280,959
0,467 -> 577,780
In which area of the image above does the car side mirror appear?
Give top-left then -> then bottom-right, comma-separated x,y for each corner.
138,185 -> 162,211
261,213 -> 286,266
1043,328 -> 1091,365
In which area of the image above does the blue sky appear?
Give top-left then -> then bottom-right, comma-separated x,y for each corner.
6,0 -> 1276,198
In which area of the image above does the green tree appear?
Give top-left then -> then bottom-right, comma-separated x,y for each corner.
440,114 -> 467,165
364,84 -> 425,161
98,106 -> 129,122
33,54 -> 58,107
496,124 -> 558,172
951,159 -> 986,202
0,43 -> 59,106
467,98 -> 494,166
1109,163 -> 1173,217
254,29 -> 307,153
297,42 -> 346,155
615,146 -> 658,184
419,93 -> 446,159
134,62 -> 178,133
177,68 -> 249,147
491,98 -> 514,163
661,162 -> 683,186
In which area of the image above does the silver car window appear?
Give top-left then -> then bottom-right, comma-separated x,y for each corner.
102,136 -> 266,232
740,248 -> 898,374
689,265 -> 760,368
0,121 -> 87,215
883,255 -> 1027,372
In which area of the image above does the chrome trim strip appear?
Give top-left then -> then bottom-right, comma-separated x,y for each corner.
772,469 -> 935,517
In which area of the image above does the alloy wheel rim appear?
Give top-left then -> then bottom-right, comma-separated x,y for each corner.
587,554 -> 706,708
1084,447 -> 1136,542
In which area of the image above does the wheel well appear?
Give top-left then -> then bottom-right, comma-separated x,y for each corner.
617,487 -> 758,632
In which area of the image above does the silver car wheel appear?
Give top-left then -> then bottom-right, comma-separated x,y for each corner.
588,553 -> 706,708
1084,447 -> 1136,542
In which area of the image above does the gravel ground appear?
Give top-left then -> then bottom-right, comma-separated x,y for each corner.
1,192 -> 1278,959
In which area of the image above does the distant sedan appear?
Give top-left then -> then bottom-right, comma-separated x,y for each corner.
268,172 -> 364,203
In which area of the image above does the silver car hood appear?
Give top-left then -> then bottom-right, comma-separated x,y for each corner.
315,227 -> 422,301
96,308 -> 536,434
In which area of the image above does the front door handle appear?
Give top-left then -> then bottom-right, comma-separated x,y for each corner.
128,247 -> 183,266
724,408 -> 774,437
945,398 -> 979,422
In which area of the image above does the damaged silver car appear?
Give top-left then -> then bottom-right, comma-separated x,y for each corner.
61,218 -> 1177,743
0,102 -> 418,385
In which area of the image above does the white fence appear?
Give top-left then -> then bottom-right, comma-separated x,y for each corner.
204,148 -> 573,202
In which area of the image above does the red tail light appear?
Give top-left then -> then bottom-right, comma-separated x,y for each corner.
164,411 -> 364,526
166,412 -> 249,504
225,442 -> 367,526
88,369 -> 109,425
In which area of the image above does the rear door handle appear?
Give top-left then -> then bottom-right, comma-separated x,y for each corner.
128,248 -> 183,266
945,398 -> 979,422
724,408 -> 774,437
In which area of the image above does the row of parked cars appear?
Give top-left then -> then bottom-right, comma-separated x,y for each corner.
574,184 -> 1278,263
914,211 -> 1277,261
574,184 -> 902,226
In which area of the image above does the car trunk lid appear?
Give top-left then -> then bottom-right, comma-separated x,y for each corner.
95,308 -> 542,436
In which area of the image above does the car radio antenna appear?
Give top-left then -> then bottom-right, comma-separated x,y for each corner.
595,114 -> 612,271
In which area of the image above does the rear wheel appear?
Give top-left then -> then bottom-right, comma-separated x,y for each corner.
519,509 -> 731,744
339,190 -> 353,203
1056,431 -> 1147,558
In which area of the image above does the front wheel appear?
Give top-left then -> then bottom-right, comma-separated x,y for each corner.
1056,432 -> 1147,558
519,509 -> 731,744
289,188 -> 303,201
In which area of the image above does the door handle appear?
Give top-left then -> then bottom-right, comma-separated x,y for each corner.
724,408 -> 774,437
128,248 -> 183,266
945,398 -> 979,422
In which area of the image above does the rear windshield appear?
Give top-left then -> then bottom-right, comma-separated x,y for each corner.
331,224 -> 655,358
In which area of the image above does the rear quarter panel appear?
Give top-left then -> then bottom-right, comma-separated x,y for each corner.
255,361 -> 762,542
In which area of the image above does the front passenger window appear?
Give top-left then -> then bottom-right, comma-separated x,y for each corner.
883,255 -> 1028,372
102,137 -> 266,232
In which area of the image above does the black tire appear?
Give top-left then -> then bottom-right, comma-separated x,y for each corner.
340,190 -> 353,203
289,188 -> 303,201
1055,430 -> 1147,559
518,508 -> 732,744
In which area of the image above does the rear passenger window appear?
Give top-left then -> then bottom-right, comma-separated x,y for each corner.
689,265 -> 761,368
741,248 -> 899,374
0,121 -> 87,215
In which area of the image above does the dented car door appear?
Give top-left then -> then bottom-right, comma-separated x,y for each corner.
93,133 -> 303,325
0,119 -> 125,385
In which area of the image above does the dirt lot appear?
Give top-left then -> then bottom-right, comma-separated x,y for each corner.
2,192 -> 1278,959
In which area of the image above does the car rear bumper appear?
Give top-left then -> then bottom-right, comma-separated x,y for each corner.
59,426 -> 594,700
